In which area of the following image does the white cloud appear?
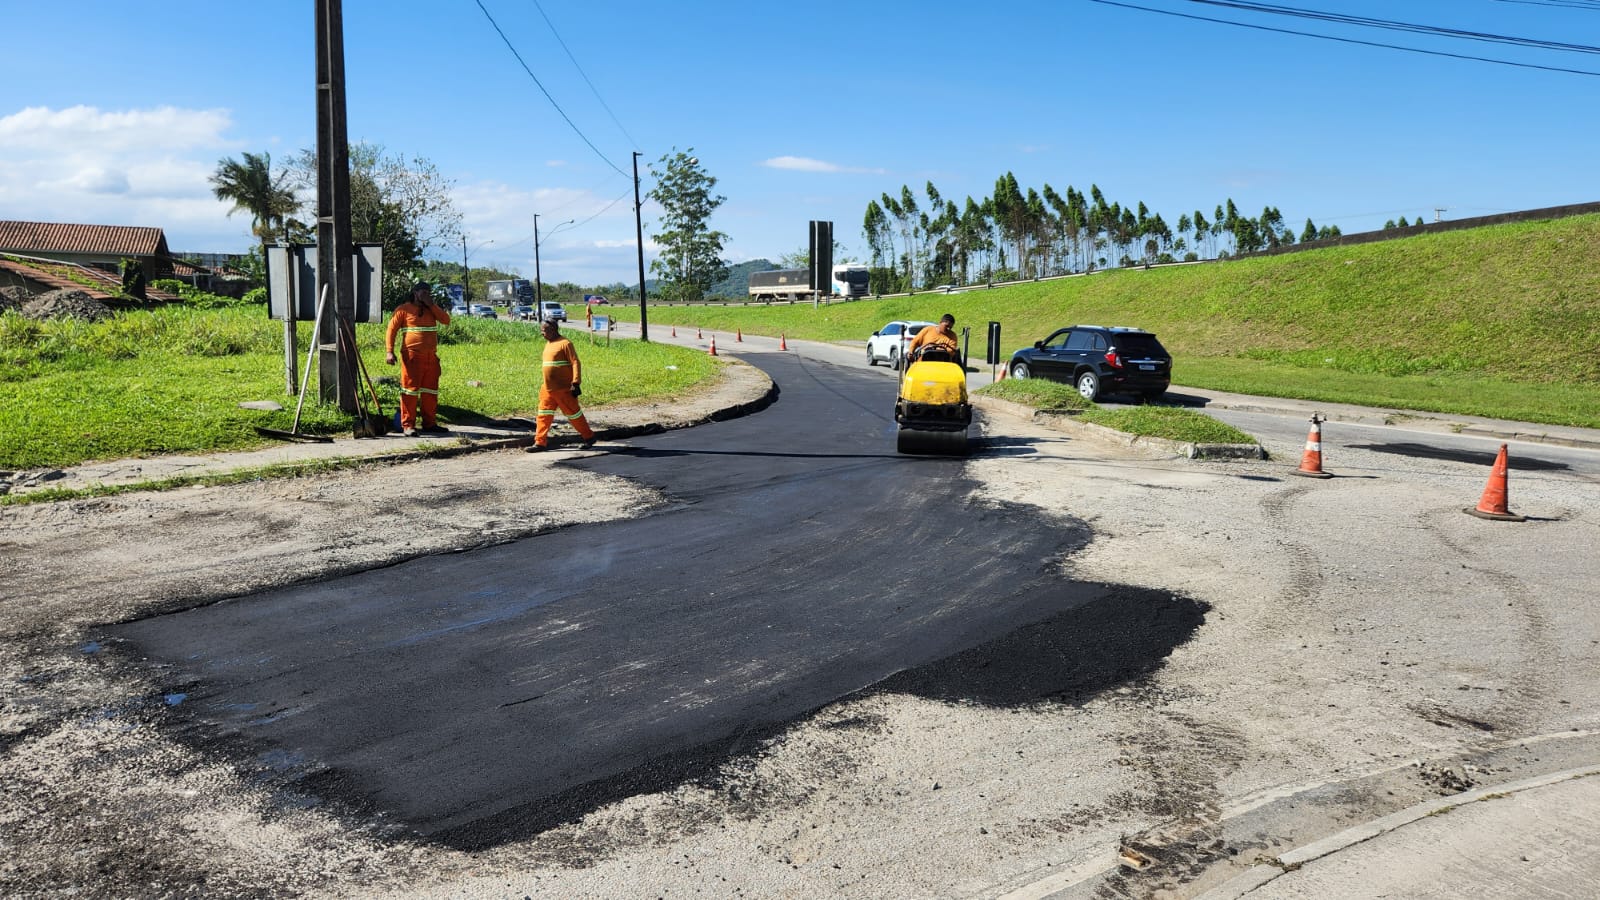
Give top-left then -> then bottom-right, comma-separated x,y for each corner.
762,155 -> 886,175
0,104 -> 248,249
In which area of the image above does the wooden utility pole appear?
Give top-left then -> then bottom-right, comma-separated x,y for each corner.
315,0 -> 357,411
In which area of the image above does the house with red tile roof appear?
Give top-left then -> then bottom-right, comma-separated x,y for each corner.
0,220 -> 188,303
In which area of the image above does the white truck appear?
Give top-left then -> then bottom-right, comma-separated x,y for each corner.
747,264 -> 870,302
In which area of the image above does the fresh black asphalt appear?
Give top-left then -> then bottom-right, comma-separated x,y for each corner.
108,352 -> 1206,848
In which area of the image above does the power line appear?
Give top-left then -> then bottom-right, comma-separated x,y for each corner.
530,0 -> 639,148
1185,0 -> 1600,54
1087,0 -> 1600,76
472,0 -> 630,179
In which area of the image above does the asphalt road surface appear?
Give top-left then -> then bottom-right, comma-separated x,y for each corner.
109,352 -> 1204,850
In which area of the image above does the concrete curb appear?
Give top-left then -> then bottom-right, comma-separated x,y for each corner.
1196,764 -> 1600,899
1179,390 -> 1600,453
972,395 -> 1266,460
4,360 -> 779,499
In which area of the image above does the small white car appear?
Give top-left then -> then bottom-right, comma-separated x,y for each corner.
866,320 -> 935,368
538,301 -> 567,322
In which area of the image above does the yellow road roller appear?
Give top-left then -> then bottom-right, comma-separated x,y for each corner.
894,346 -> 972,455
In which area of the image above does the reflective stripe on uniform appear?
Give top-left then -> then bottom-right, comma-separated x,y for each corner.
542,360 -> 571,367
401,325 -> 438,333
400,387 -> 439,396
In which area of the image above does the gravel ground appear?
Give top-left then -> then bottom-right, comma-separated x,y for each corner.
3,363 -> 1597,899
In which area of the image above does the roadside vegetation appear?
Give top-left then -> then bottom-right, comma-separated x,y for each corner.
655,215 -> 1600,429
978,378 -> 1255,444
1,300 -> 716,470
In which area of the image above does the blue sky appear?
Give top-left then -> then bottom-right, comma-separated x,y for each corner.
2,0 -> 1596,285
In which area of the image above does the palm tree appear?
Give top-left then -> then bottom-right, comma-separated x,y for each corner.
209,151 -> 299,273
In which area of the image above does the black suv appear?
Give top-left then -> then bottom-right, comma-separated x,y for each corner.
1007,325 -> 1172,401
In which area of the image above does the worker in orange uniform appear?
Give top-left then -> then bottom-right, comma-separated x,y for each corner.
526,318 -> 597,452
908,313 -> 959,361
385,281 -> 452,437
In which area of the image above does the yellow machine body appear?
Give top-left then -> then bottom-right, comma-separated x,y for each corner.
894,359 -> 972,454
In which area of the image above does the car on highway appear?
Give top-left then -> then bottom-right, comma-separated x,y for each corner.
867,320 -> 935,368
1007,325 -> 1172,401
538,301 -> 567,323
469,304 -> 498,319
510,304 -> 537,321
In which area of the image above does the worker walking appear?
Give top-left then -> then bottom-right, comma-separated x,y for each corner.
527,318 -> 597,452
385,281 -> 452,436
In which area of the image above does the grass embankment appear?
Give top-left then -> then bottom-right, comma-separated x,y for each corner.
660,215 -> 1600,429
980,378 -> 1255,444
2,307 -> 716,469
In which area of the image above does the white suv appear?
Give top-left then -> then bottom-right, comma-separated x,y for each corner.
866,320 -> 935,368
537,301 -> 567,322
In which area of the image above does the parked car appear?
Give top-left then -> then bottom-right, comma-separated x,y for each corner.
1007,325 -> 1172,401
538,301 -> 567,322
510,304 -> 537,321
866,320 -> 935,368
469,304 -> 498,319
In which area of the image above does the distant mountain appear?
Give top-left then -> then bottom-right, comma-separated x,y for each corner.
621,259 -> 778,299
709,259 -> 777,299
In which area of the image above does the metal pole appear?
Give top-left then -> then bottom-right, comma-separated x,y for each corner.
632,151 -> 650,342
461,234 -> 469,303
533,213 -> 542,307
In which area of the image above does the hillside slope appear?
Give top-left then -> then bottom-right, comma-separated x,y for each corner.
666,214 -> 1600,427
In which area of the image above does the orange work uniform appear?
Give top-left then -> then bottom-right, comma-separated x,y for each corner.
536,335 -> 595,447
385,299 -> 450,431
909,324 -> 958,356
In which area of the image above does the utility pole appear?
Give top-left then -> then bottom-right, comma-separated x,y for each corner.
461,234 -> 469,303
633,150 -> 650,342
1434,207 -> 1447,223
533,213 -> 542,306
315,0 -> 356,412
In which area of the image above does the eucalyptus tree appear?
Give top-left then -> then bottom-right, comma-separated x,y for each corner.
646,149 -> 729,303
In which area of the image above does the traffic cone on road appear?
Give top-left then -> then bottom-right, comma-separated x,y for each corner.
780,333 -> 788,350
671,324 -> 676,337
997,364 -> 1007,382
1290,414 -> 1334,478
697,326 -> 703,339
1466,444 -> 1525,521
708,335 -> 718,356
736,327 -> 743,342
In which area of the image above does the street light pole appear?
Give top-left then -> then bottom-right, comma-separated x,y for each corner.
533,214 -> 542,306
633,150 -> 649,342
461,234 -> 469,303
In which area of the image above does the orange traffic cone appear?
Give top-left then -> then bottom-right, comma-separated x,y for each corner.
671,324 -> 676,337
697,326 -> 703,339
708,335 -> 718,356
1466,444 -> 1525,521
736,327 -> 743,342
780,332 -> 788,350
1290,414 -> 1334,478
997,364 -> 1007,382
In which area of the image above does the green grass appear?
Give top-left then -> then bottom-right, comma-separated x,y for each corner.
648,214 -> 1600,429
1078,406 -> 1255,444
3,306 -> 717,469
976,379 -> 1254,444
978,378 -> 1091,412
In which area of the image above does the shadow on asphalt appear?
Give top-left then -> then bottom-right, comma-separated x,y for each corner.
1351,442 -> 1569,471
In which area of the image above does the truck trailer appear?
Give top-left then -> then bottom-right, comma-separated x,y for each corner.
748,264 -> 870,302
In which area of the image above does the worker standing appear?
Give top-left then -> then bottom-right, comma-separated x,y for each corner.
527,318 -> 597,452
385,281 -> 451,437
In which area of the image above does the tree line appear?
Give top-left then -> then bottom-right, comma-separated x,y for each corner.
862,174 -> 1343,293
